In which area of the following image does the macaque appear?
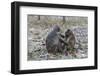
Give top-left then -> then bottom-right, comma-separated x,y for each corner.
65,29 -> 75,49
46,25 -> 63,54
64,29 -> 76,56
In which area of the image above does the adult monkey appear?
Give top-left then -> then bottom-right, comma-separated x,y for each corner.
46,25 -> 64,54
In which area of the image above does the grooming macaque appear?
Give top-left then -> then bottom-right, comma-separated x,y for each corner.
46,25 -> 63,54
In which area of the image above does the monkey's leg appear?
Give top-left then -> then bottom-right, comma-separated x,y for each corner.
57,42 -> 63,53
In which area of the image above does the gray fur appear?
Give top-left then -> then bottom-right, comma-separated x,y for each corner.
46,25 -> 63,54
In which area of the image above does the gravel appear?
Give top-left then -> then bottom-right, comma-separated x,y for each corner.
28,26 -> 88,61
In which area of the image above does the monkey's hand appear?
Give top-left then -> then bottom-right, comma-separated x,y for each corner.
57,32 -> 68,45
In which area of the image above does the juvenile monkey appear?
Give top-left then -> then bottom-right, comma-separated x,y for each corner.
65,29 -> 75,49
64,29 -> 76,56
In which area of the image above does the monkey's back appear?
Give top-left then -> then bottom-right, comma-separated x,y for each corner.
46,30 -> 59,54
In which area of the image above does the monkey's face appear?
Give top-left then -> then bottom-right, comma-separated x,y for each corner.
65,29 -> 72,37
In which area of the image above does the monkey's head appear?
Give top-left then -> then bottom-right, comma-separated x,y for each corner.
53,25 -> 60,32
65,29 -> 73,37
